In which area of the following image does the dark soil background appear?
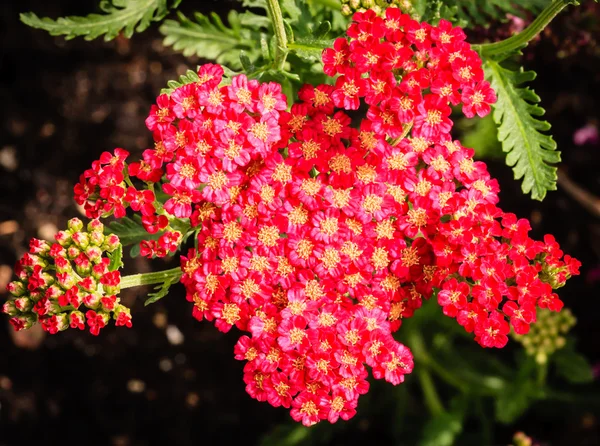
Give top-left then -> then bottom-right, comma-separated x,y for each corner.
0,1 -> 599,445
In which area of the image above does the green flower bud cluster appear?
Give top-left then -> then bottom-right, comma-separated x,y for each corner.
511,308 -> 576,364
3,218 -> 131,336
340,0 -> 415,17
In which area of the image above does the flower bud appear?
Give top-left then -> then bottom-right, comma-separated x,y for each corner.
14,297 -> 33,312
79,277 -> 97,293
41,313 -> 69,334
67,246 -> 81,260
9,314 -> 36,331
71,231 -> 90,250
87,219 -> 104,233
103,234 -> 120,252
3,300 -> 18,317
3,219 -> 129,336
29,239 -> 51,255
55,230 -> 72,247
86,246 -> 103,263
7,280 -> 26,297
73,253 -> 92,276
68,218 -> 84,233
89,230 -> 105,247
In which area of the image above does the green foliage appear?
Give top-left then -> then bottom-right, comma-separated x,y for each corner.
159,0 -> 343,100
483,57 -> 560,201
144,276 -> 177,305
106,215 -> 162,257
419,410 -> 464,446
107,215 -> 155,246
21,0 -> 180,41
161,69 -> 201,95
457,114 -> 504,160
107,244 -> 123,271
160,10 -> 263,70
413,0 -> 549,26
552,347 -> 594,384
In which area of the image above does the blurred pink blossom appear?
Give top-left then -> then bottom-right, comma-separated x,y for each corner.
573,123 -> 599,146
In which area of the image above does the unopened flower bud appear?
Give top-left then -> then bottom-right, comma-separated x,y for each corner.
83,293 -> 102,309
535,351 -> 547,365
3,301 -> 18,317
71,231 -> 90,250
68,218 -> 84,233
86,246 -> 103,263
55,230 -> 72,247
14,297 -> 33,312
103,234 -> 120,252
41,313 -> 69,334
7,280 -> 26,297
89,230 -> 104,246
73,253 -> 92,276
29,239 -> 51,255
67,246 -> 81,260
9,314 -> 36,331
87,219 -> 104,233
79,277 -> 97,293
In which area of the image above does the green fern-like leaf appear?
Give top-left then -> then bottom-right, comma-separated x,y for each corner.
20,0 -> 179,41
484,58 -> 560,201
159,10 -> 262,70
144,276 -> 177,306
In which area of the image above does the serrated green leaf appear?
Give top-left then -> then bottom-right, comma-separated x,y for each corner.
288,36 -> 333,62
106,215 -> 162,247
161,68 -> 200,94
553,349 -> 594,384
419,411 -> 464,446
21,0 -> 177,41
160,10 -> 262,70
107,244 -> 123,271
144,277 -> 176,306
484,58 -> 560,201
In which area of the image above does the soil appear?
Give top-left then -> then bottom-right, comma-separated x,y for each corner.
0,1 -> 599,445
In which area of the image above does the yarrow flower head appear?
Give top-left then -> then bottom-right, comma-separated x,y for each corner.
3,218 -> 130,335
4,7 -> 581,428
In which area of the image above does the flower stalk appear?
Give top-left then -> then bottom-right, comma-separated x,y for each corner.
266,0 -> 288,70
473,0 -> 578,58
120,267 -> 182,290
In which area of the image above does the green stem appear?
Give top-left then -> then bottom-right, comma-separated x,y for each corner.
408,330 -> 469,393
408,330 -> 507,396
536,362 -> 548,387
120,267 -> 182,289
418,367 -> 445,416
472,0 -> 577,58
266,0 -> 288,70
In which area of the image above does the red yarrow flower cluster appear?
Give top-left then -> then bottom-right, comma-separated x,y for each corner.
173,8 -> 579,425
3,218 -> 131,335
6,7 -> 581,427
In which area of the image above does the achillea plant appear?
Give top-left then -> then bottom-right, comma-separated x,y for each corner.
9,0 -> 589,432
